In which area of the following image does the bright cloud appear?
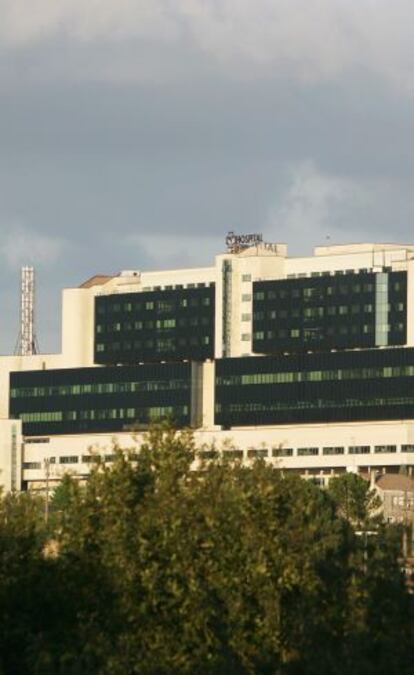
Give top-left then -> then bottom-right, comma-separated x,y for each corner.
2,1 -> 414,89
265,161 -> 373,250
0,223 -> 65,268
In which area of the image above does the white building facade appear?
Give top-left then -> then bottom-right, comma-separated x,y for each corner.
2,237 -> 414,492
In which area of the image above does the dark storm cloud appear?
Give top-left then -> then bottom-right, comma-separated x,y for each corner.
1,1 -> 414,351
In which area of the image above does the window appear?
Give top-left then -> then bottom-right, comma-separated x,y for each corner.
323,447 -> 344,455
25,437 -> 50,444
223,449 -> 243,460
374,445 -> 397,453
253,292 -> 264,301
59,456 -> 79,464
242,274 -> 251,282
241,334 -> 251,341
23,462 -> 42,470
241,313 -> 251,321
297,447 -> 318,456
272,447 -> 293,457
242,294 -> 251,302
199,450 -> 219,460
348,446 -> 370,454
247,448 -> 268,458
82,455 -> 100,463
401,444 -> 414,452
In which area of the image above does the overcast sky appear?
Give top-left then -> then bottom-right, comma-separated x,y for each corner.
2,1 -> 414,352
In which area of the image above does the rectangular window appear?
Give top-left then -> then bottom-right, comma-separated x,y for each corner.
348,446 -> 370,454
297,447 -> 319,456
242,274 -> 252,282
241,313 -> 251,321
272,447 -> 293,457
323,447 -> 344,455
223,449 -> 243,460
374,445 -> 397,453
23,462 -> 42,470
241,334 -> 251,341
59,456 -> 79,464
242,294 -> 252,302
247,448 -> 268,458
82,455 -> 100,463
401,444 -> 414,452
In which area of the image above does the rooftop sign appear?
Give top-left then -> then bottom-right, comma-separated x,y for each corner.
226,231 -> 263,253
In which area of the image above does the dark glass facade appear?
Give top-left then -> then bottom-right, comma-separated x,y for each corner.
215,348 -> 414,427
94,285 -> 215,364
10,363 -> 198,436
252,271 -> 406,354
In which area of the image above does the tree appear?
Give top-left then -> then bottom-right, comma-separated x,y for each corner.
327,472 -> 382,528
0,427 -> 412,674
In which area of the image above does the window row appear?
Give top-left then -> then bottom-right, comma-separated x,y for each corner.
253,281 -> 404,302
19,406 -> 188,423
253,303 -> 404,321
23,454 -> 141,469
198,444 -> 414,459
217,364 -> 414,387
96,335 -> 211,352
216,395 -> 414,413
253,324 -> 404,340
11,379 -> 190,399
97,316 -> 211,333
98,296 -> 211,314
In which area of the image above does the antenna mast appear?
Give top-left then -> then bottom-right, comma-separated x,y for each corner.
16,266 -> 38,356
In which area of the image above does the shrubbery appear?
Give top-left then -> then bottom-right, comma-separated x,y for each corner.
0,426 -> 412,674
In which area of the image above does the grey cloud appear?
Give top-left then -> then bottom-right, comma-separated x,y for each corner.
1,2 -> 414,353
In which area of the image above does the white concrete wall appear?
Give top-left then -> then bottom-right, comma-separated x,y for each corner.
214,246 -> 286,359
61,288 -> 96,367
0,419 -> 22,493
21,420 -> 414,489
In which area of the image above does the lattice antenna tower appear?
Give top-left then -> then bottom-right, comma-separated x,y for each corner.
15,266 -> 38,356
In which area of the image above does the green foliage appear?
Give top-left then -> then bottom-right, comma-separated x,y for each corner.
327,472 -> 382,527
0,428 -> 412,674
